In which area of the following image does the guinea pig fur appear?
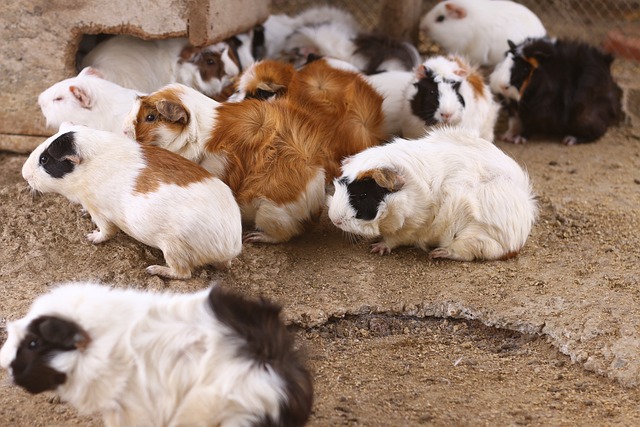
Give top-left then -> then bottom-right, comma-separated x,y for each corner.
0,282 -> 313,427
327,126 -> 537,261
125,83 -> 328,244
81,35 -> 189,93
22,125 -> 242,279
419,0 -> 546,67
407,55 -> 500,141
489,37 -> 623,145
363,70 -> 417,137
38,67 -> 143,134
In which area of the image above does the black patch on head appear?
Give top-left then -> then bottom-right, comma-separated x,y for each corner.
304,52 -> 323,65
208,286 -> 313,427
10,315 -> 86,394
346,177 -> 391,221
39,131 -> 77,178
451,80 -> 465,108
509,56 -> 533,92
353,33 -> 418,75
246,88 -> 277,101
410,70 -> 440,125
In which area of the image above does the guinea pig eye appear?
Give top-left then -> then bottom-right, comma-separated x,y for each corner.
39,154 -> 49,165
145,114 -> 157,122
28,339 -> 40,349
359,192 -> 368,200
436,15 -> 445,23
206,58 -> 217,66
53,96 -> 63,102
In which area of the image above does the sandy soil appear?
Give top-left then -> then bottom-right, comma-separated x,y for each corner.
1,120 -> 640,425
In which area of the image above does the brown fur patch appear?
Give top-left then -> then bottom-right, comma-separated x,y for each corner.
206,97 -> 328,206
356,168 -> 404,192
134,145 -> 211,194
467,71 -> 486,100
519,57 -> 540,97
134,87 -> 188,146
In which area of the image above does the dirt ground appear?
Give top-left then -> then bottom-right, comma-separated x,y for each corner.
2,119 -> 640,423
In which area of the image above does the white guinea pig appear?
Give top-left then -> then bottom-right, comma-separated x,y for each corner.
405,55 -> 500,141
0,282 -> 313,427
22,124 -> 242,279
328,126 -> 537,261
419,0 -> 546,67
38,67 -> 143,134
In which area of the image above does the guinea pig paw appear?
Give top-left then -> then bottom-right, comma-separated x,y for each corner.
428,247 -> 452,259
243,231 -> 279,244
563,136 -> 578,146
370,242 -> 392,256
86,230 -> 108,244
501,132 -> 527,145
146,265 -> 192,280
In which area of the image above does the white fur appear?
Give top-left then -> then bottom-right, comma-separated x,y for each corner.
489,52 -> 520,101
38,67 -> 143,134
420,0 -> 546,67
423,55 -> 500,141
327,127 -> 537,261
81,35 -> 189,93
0,282 -> 288,427
22,125 -> 242,279
364,70 -> 416,137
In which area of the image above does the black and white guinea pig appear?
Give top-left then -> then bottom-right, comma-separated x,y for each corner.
404,55 -> 499,141
489,37 -> 623,145
22,124 -> 242,279
38,67 -> 143,134
328,126 -> 537,261
0,282 -> 313,427
419,0 -> 546,67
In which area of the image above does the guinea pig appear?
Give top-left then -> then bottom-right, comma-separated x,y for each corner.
0,282 -> 313,427
363,70 -> 417,137
419,0 -> 546,67
80,35 -> 189,93
488,37 -> 623,145
405,55 -> 500,141
327,126 -> 537,261
38,67 -> 143,133
175,30 -> 256,101
124,83 -> 328,244
22,124 -> 242,279
225,58 -> 386,175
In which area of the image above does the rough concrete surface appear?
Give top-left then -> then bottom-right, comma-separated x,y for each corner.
1,119 -> 640,425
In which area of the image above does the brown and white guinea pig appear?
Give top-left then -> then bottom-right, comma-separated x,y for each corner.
0,282 -> 313,427
489,37 -> 623,145
327,126 -> 537,261
229,58 -> 387,174
403,55 -> 500,141
124,83 -> 328,244
419,0 -> 546,67
175,30 -> 256,101
81,33 -> 254,100
38,67 -> 143,134
22,124 -> 242,279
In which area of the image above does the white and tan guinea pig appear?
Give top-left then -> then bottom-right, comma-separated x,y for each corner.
38,67 -> 143,133
419,0 -> 546,67
327,126 -> 537,261
405,55 -> 500,141
22,124 -> 242,279
124,83 -> 328,244
0,282 -> 313,427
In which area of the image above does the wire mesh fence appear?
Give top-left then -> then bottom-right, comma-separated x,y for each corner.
271,0 -> 640,62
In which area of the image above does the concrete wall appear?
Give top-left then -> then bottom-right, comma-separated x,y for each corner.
0,0 -> 269,152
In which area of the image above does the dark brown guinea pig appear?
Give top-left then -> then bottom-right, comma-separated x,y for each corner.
489,37 -> 623,145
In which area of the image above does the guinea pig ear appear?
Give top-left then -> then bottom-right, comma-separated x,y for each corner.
156,100 -> 190,125
79,66 -> 104,79
415,64 -> 428,80
35,316 -> 91,352
69,85 -> 93,109
371,168 -> 405,192
179,45 -> 199,63
444,2 -> 467,19
507,40 -> 518,53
